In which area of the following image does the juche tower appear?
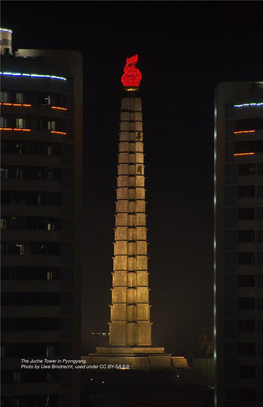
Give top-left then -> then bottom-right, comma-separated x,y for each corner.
109,55 -> 152,347
83,56 -> 186,369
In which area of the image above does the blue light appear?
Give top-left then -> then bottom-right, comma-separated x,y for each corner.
234,102 -> 263,108
0,28 -> 13,33
1,72 -> 67,81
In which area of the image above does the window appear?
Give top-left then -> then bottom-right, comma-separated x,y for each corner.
257,297 -> 263,310
37,194 -> 44,205
48,168 -> 54,180
257,185 -> 263,197
13,398 -> 20,407
239,297 -> 255,310
235,117 -> 263,132
0,168 -> 8,179
16,169 -> 24,179
16,93 -> 23,103
239,275 -> 255,287
15,244 -> 24,255
239,186 -> 255,198
239,388 -> 257,402
1,266 -> 60,280
0,117 -> 8,127
238,252 -> 255,265
0,219 -> 7,230
257,275 -> 263,287
257,321 -> 263,333
239,163 -> 255,176
47,271 -> 53,280
16,118 -> 25,129
239,342 -> 255,355
239,365 -> 256,378
48,120 -> 56,131
0,91 -> 10,103
257,343 -> 263,356
239,208 -> 255,220
257,208 -> 263,219
239,230 -> 255,242
258,253 -> 263,264
257,231 -> 263,242
13,372 -> 21,383
258,163 -> 263,175
46,345 -> 55,357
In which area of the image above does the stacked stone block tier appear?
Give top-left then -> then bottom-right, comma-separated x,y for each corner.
109,97 -> 152,346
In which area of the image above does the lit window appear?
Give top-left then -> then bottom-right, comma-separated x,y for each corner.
16,118 -> 24,129
0,117 -> 8,127
47,222 -> 55,231
15,244 -> 24,255
16,169 -> 23,179
46,345 -> 54,356
16,93 -> 23,103
47,271 -> 53,280
48,120 -> 56,131
0,168 -> 8,179
0,91 -> 10,102
47,146 -> 53,156
0,219 -> 7,229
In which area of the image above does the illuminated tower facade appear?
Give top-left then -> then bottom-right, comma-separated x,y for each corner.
109,56 -> 151,346
215,82 -> 263,407
83,56 -> 187,370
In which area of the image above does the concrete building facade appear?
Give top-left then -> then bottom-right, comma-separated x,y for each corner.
1,28 -> 83,407
214,82 -> 263,407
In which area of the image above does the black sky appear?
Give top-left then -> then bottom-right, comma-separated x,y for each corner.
2,1 -> 263,356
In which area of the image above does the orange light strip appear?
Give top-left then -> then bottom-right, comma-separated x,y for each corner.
234,130 -> 255,134
0,102 -> 32,107
51,106 -> 67,111
0,127 -> 31,132
234,152 -> 255,156
51,130 -> 67,135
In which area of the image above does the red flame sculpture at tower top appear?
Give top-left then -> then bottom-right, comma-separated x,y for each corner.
121,54 -> 142,90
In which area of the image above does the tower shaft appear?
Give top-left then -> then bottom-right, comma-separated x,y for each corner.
109,96 -> 152,346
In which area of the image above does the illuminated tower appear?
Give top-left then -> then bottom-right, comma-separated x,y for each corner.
109,55 -> 151,346
83,56 -> 187,370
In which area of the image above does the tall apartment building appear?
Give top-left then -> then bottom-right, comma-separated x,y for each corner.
1,28 -> 83,407
214,82 -> 263,407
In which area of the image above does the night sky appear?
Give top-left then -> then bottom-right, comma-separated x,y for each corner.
2,1 -> 263,356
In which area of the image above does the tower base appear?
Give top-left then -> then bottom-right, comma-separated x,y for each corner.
82,346 -> 188,370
